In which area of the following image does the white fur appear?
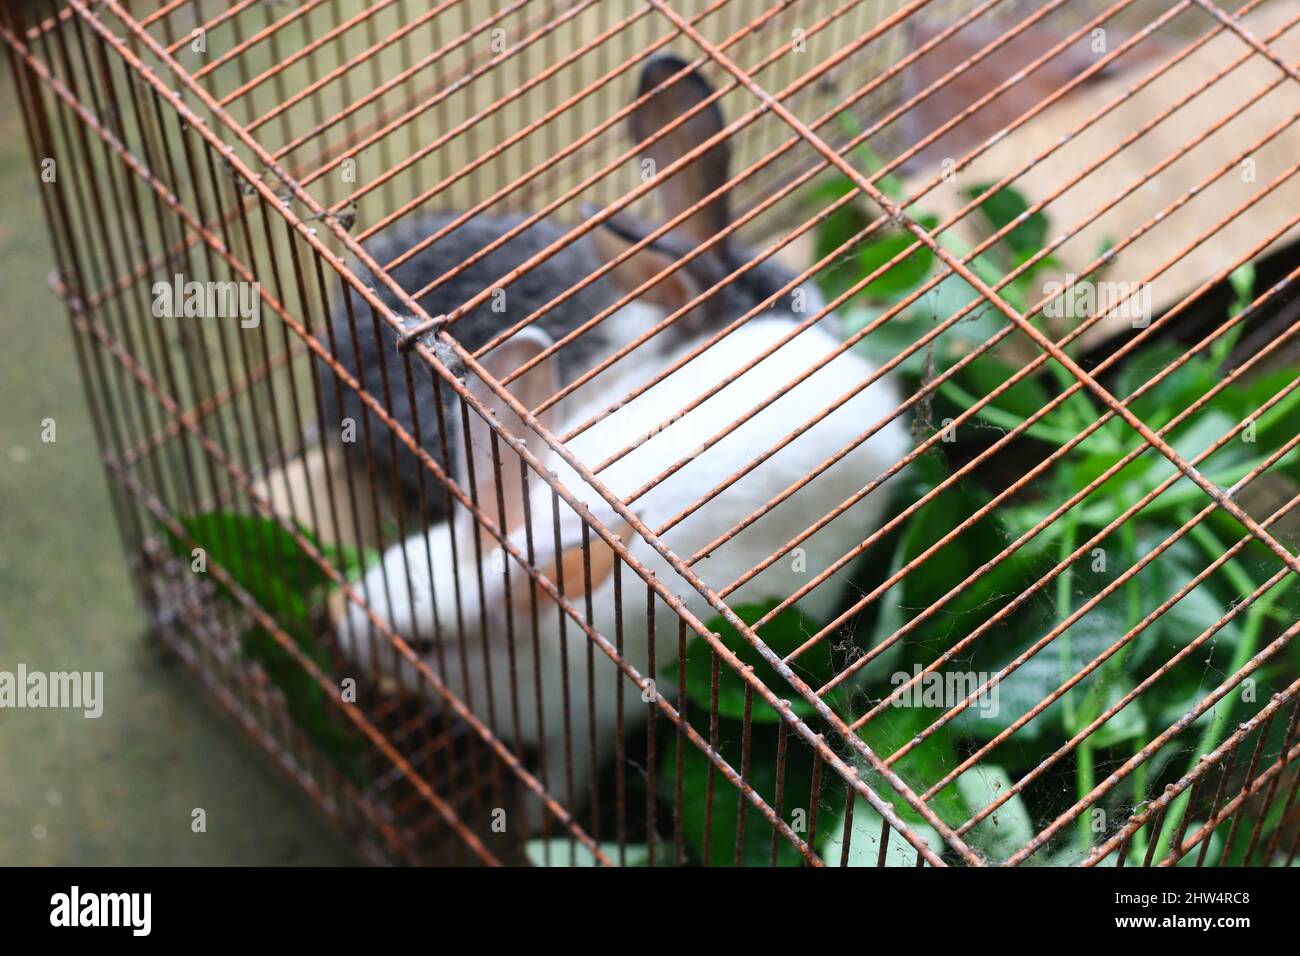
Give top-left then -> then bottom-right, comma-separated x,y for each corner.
336,306 -> 908,819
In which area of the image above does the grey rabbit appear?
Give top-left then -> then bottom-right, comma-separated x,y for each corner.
330,59 -> 911,822
318,53 -> 808,522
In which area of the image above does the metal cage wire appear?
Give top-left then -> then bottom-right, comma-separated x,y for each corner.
5,0 -> 1300,866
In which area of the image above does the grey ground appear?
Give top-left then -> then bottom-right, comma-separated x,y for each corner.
0,65 -> 355,866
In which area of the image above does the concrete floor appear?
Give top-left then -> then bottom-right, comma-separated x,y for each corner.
0,64 -> 355,866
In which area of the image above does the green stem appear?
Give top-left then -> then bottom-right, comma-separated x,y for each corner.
1130,734 -> 1150,861
1117,522 -> 1147,859
1152,517 -> 1278,863
1050,513 -> 1097,854
1016,449 -> 1295,553
937,379 -> 1085,448
1074,523 -> 1141,855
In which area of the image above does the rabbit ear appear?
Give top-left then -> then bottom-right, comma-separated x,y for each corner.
589,217 -> 702,316
588,209 -> 727,328
630,53 -> 730,250
457,329 -> 559,551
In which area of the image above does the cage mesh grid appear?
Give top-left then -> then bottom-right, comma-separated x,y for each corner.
5,0 -> 1300,866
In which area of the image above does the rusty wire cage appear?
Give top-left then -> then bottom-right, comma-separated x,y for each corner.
6,0 -> 1300,867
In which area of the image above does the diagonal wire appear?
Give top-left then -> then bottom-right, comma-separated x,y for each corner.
647,0 -> 1300,582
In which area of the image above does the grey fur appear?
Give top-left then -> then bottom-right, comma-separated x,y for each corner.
317,210 -> 809,524
317,54 -> 815,525
318,213 -> 622,521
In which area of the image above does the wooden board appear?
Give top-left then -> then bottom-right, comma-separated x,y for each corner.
898,1 -> 1300,346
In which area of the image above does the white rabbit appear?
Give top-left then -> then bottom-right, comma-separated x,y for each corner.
332,290 -> 908,824
328,54 -> 910,826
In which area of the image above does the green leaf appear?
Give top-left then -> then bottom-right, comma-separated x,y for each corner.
1035,843 -> 1117,866
955,765 -> 1034,862
859,525 -> 916,679
174,512 -> 324,621
954,604 -> 1122,741
963,183 -> 1049,262
952,353 -> 1053,421
238,624 -> 362,774
858,705 -> 966,826
813,186 -> 876,305
811,175 -> 935,305
667,718 -> 818,867
167,512 -> 366,778
853,215 -> 937,301
841,306 -> 933,378
1229,262 -> 1256,316
830,115 -> 908,200
524,839 -> 648,867
937,352 -> 1086,447
1141,410 -> 1246,500
890,480 -> 1023,652
867,456 -> 1044,667
1174,824 -> 1222,866
1059,447 -> 1154,516
819,801 -> 942,866
1088,677 -> 1149,750
670,600 -> 833,724
1115,344 -> 1221,431
334,541 -> 382,582
1238,369 -> 1300,478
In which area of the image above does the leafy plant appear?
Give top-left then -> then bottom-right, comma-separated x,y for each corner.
660,602 -> 826,866
525,839 -> 649,867
666,599 -> 841,723
749,158 -> 1300,864
634,158 -> 1300,868
157,152 -> 1296,867
167,512 -> 369,781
